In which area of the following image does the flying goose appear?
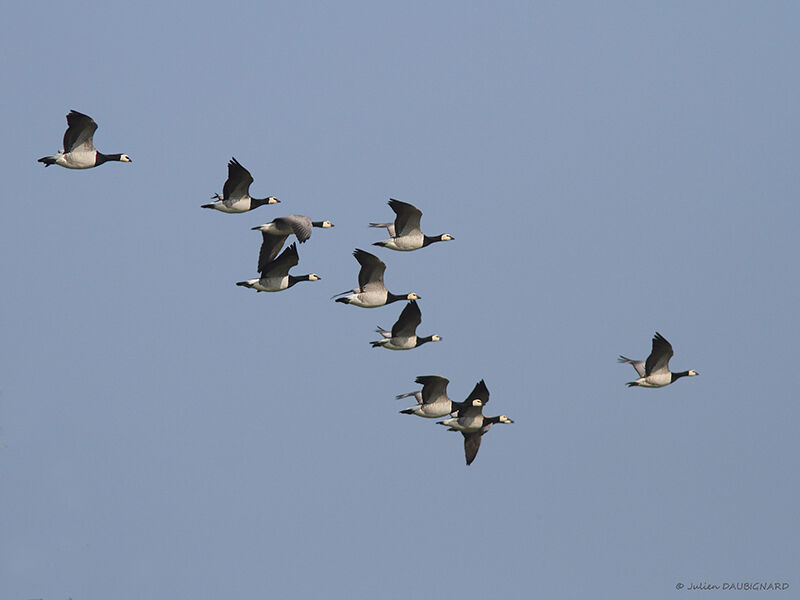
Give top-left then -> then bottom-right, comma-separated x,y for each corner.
619,332 -> 699,388
236,242 -> 320,292
38,110 -> 132,169
371,301 -> 441,350
435,380 -> 513,465
436,380 -> 492,432
250,216 -> 334,265
252,215 -> 334,242
333,249 -> 420,308
398,375 -> 467,418
202,157 -> 279,213
370,199 -> 454,251
458,415 -> 515,466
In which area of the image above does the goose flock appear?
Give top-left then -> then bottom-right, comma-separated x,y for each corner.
38,110 -> 701,466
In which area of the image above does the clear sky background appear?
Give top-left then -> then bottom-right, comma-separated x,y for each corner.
1,2 -> 798,599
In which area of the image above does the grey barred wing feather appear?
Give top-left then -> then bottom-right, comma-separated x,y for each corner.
222,157 -> 254,206
63,110 -> 98,153
645,332 -> 674,375
258,232 -> 289,272
353,249 -> 387,291
618,356 -> 646,378
391,301 -> 421,337
389,199 -> 422,237
261,242 -> 299,278
275,215 -> 314,243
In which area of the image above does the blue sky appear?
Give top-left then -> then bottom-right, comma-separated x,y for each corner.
1,2 -> 798,599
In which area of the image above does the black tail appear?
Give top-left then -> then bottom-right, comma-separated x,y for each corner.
372,241 -> 387,247
334,297 -> 349,304
399,408 -> 414,415
235,281 -> 250,287
625,381 -> 638,387
370,341 -> 384,348
201,203 -> 215,209
38,156 -> 56,166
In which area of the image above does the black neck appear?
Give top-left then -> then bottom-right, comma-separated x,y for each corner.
251,197 -> 272,208
416,335 -> 435,347
386,292 -> 409,304
422,235 -> 445,247
671,371 -> 690,382
288,274 -> 313,287
95,152 -> 123,165
311,221 -> 325,227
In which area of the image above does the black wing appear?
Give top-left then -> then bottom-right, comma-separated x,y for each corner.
63,110 -> 97,153
222,157 -> 254,201
258,232 -> 289,273
645,332 -> 674,375
462,432 -> 482,466
463,379 -> 490,406
389,198 -> 423,237
391,300 -> 422,337
416,375 -> 449,404
353,248 -> 386,290
261,242 -> 299,278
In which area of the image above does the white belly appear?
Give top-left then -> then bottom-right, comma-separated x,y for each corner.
254,276 -> 289,292
381,336 -> 416,350
417,402 -> 451,418
346,291 -> 387,307
59,151 -> 97,169
216,198 -> 252,213
384,234 -> 424,251
638,372 -> 672,387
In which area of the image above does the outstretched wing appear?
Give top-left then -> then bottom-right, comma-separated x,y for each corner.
391,300 -> 421,337
389,198 -> 422,237
261,242 -> 299,278
63,110 -> 98,153
274,215 -> 314,243
222,157 -> 254,204
353,249 -> 386,291
416,375 -> 449,405
645,332 -> 674,375
462,432 -> 482,465
258,232 -> 289,272
463,379 -> 490,406
618,356 -> 646,378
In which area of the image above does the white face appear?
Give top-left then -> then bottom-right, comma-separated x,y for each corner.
499,415 -> 514,424
688,370 -> 699,376
407,293 -> 420,300
471,399 -> 484,407
322,221 -> 334,228
268,197 -> 280,204
308,273 -> 321,281
431,335 -> 442,342
120,154 -> 132,162
441,234 -> 454,241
